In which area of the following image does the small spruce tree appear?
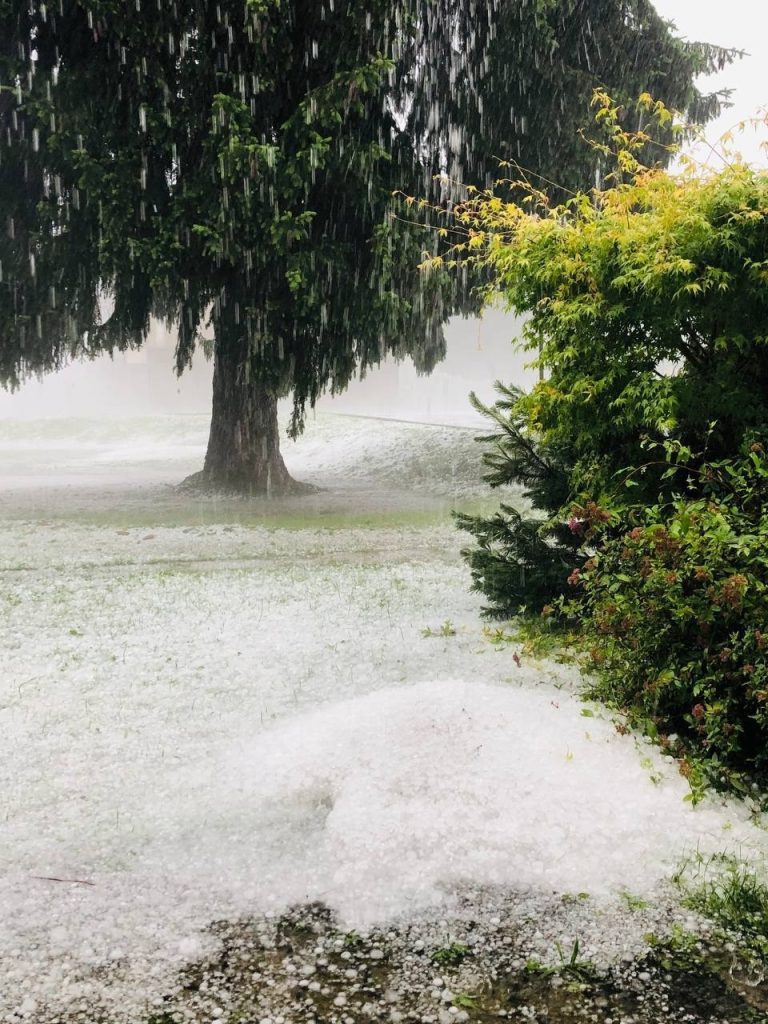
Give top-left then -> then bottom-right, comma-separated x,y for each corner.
454,385 -> 578,617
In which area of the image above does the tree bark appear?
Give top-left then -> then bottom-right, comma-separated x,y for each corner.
187,339 -> 302,495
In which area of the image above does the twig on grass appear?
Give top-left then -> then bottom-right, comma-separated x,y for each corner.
31,875 -> 95,886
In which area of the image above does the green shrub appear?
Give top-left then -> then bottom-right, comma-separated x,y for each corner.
445,98 -> 768,792
578,443 -> 768,787
449,98 -> 768,625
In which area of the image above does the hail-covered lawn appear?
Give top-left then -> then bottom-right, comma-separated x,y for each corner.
1,413 -> 766,1021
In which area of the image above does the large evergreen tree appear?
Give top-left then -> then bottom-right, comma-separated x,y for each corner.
0,0 -> 731,491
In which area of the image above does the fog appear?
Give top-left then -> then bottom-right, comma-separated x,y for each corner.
0,308 -> 535,428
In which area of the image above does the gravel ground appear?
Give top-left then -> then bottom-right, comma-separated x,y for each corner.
99,899 -> 767,1024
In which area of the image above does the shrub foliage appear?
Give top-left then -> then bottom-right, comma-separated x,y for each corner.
442,95 -> 768,786
582,444 -> 768,788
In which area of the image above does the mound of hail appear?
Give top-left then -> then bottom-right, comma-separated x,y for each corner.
3,678 -> 767,1017
217,679 -> 763,924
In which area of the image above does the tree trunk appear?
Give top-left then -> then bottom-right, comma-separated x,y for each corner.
189,339 -> 301,495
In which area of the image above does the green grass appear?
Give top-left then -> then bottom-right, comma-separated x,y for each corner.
641,923 -> 708,980
451,991 -> 479,1009
1,495 -> 504,532
430,942 -> 471,966
484,616 -> 582,665
680,856 -> 768,972
524,941 -> 598,990
421,620 -> 457,638
619,889 -> 650,912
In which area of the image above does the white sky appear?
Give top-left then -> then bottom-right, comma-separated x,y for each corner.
652,0 -> 768,166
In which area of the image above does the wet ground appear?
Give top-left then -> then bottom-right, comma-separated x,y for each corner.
126,902 -> 768,1024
